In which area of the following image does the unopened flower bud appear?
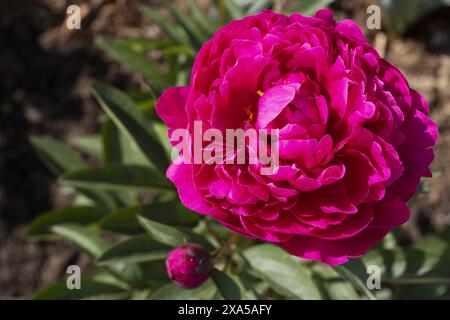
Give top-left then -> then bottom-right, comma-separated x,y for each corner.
165,244 -> 213,289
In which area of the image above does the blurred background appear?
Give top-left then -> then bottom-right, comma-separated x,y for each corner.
0,0 -> 449,298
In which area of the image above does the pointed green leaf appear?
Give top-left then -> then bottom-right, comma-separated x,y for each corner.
61,164 -> 173,190
234,273 -> 261,299
27,206 -> 108,238
289,0 -> 334,16
333,265 -> 376,300
137,215 -> 189,247
30,136 -> 86,175
151,280 -> 217,300
31,136 -> 116,210
246,0 -> 272,15
34,280 -> 128,300
360,241 -> 450,281
122,137 -> 154,167
87,268 -> 131,290
102,120 -> 122,164
108,37 -> 169,52
313,266 -> 360,300
99,206 -> 142,234
163,2 -> 208,47
96,36 -> 164,84
151,121 -> 172,157
223,0 -> 245,19
71,134 -> 103,159
101,117 -> 147,218
139,5 -> 190,46
131,289 -> 153,300
187,0 -> 217,35
136,260 -> 171,288
211,269 -> 241,300
91,82 -> 169,172
97,235 -> 170,266
99,201 -> 199,235
51,224 -> 111,259
101,117 -> 142,212
76,188 -> 118,211
62,164 -> 173,191
243,244 -> 322,299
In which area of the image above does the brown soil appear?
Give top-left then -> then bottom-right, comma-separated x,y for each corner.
0,0 -> 152,298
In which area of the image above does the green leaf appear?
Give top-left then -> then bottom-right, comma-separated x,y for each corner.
101,121 -> 138,206
163,2 -> 208,47
380,0 -> 450,35
101,100 -> 161,166
99,201 -> 199,235
187,0 -> 217,35
27,206 -> 108,238
30,136 -> 86,175
108,37 -> 169,53
99,206 -> 142,234
313,266 -> 360,300
87,268 -> 131,290
62,164 -> 173,191
76,188 -> 118,212
151,121 -> 172,157
233,273 -> 261,299
97,235 -> 170,266
102,120 -> 122,164
223,0 -> 245,19
289,0 -> 334,16
51,224 -> 110,259
345,231 -> 450,299
71,134 -> 103,159
136,260 -> 171,288
361,247 -> 450,281
211,269 -> 241,300
137,215 -> 190,247
31,136 -> 117,210
34,280 -> 129,300
91,81 -> 169,172
100,209 -> 132,235
243,244 -> 322,299
96,36 -> 164,84
114,124 -> 151,166
333,265 -> 376,300
106,262 -> 151,289
151,280 -> 217,300
139,5 -> 190,46
246,0 -> 272,15
131,289 -> 153,300
163,44 -> 196,57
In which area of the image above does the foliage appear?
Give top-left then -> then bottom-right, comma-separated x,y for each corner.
29,0 -> 450,300
380,0 -> 450,35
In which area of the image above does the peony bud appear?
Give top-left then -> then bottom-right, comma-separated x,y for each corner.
165,244 -> 213,289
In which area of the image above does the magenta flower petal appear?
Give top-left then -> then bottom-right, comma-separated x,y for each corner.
256,84 -> 297,128
167,162 -> 211,215
155,86 -> 189,129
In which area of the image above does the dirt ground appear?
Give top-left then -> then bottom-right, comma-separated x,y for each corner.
0,0 -> 449,298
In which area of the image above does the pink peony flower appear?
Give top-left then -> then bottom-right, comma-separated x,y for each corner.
165,244 -> 213,289
156,10 -> 438,265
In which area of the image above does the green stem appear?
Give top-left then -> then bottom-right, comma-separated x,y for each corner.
334,265 -> 377,300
